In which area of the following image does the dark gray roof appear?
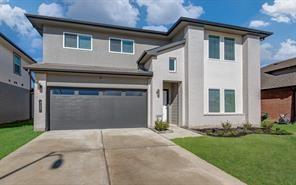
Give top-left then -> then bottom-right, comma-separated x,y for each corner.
24,63 -> 153,77
25,14 -> 272,39
262,57 -> 296,73
261,58 -> 296,90
0,32 -> 37,63
261,72 -> 296,90
137,39 -> 186,64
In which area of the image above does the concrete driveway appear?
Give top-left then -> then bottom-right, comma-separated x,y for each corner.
0,128 -> 245,185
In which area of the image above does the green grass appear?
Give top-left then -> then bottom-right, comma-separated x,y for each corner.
173,124 -> 296,185
0,120 -> 42,159
273,123 -> 296,133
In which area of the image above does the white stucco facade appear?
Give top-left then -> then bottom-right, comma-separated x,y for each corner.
146,26 -> 261,128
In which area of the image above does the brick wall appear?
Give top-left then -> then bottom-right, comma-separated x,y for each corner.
261,87 -> 294,122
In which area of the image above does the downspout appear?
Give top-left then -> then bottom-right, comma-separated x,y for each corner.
29,70 -> 32,120
28,70 -> 35,120
291,87 -> 296,122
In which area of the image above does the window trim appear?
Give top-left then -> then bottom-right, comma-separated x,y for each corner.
13,52 -> 21,76
224,37 -> 235,61
169,57 -> 177,72
208,35 -> 220,60
63,32 -> 93,51
206,88 -> 239,115
109,37 -> 135,55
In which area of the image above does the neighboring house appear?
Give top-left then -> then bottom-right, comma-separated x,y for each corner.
25,14 -> 272,131
0,32 -> 36,123
261,57 -> 296,122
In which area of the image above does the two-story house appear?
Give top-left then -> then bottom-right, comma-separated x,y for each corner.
0,32 -> 36,123
25,14 -> 272,131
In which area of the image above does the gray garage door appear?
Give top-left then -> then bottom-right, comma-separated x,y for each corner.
49,88 -> 147,130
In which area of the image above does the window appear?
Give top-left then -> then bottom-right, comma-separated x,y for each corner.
64,33 -> 92,50
52,88 -> 75,95
122,40 -> 134,53
209,35 -> 220,59
13,53 -> 21,75
103,90 -> 122,96
64,33 -> 77,48
109,38 -> 134,54
224,89 -> 235,112
126,90 -> 145,96
209,89 -> 220,113
79,35 -> 92,49
110,38 -> 121,52
79,89 -> 99,96
169,58 -> 177,72
224,37 -> 235,60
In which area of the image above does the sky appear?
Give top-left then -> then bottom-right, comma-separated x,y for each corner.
0,0 -> 296,66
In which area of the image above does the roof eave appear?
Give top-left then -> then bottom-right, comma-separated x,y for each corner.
25,14 -> 272,40
24,65 -> 153,77
0,32 -> 37,63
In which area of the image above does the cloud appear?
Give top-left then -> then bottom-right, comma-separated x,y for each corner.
0,0 -> 9,4
137,0 -> 203,25
274,39 -> 296,60
0,4 -> 36,37
261,43 -> 273,62
142,25 -> 168,32
65,0 -> 139,27
249,20 -> 270,28
38,3 -> 64,17
31,37 -> 42,49
262,0 -> 296,23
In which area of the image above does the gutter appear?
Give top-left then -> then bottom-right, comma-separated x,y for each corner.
25,67 -> 153,77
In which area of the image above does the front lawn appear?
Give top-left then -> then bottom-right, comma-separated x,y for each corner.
0,120 -> 42,159
173,124 -> 296,185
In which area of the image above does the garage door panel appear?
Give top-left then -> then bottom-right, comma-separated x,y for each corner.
49,88 -> 147,130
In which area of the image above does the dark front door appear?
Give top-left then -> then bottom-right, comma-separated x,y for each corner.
49,88 -> 147,130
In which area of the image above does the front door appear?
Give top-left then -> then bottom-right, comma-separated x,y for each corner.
163,89 -> 169,122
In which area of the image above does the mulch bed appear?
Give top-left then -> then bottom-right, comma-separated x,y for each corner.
194,127 -> 291,137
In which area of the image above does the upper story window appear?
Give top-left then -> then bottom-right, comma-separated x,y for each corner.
224,37 -> 235,60
209,35 -> 220,59
109,38 -> 134,54
64,32 -> 92,50
169,57 -> 177,72
13,53 -> 21,76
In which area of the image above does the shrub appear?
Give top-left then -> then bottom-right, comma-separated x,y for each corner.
154,119 -> 169,131
261,119 -> 274,132
261,112 -> 269,121
221,121 -> 232,131
243,122 -> 252,131
272,127 -> 292,135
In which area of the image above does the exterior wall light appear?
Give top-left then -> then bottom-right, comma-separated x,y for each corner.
156,89 -> 160,98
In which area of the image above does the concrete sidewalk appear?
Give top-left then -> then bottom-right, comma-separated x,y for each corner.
159,124 -> 202,139
0,128 -> 245,185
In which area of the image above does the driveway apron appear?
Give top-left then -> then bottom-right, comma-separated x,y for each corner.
0,128 -> 245,185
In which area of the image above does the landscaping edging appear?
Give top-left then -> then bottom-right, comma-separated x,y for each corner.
194,127 -> 292,137
150,128 -> 174,134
